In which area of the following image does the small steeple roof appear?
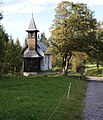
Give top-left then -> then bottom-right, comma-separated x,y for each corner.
26,13 -> 39,32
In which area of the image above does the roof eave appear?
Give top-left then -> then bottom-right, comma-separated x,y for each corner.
26,29 -> 39,32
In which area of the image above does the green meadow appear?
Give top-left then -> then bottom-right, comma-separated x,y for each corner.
0,74 -> 87,120
85,64 -> 103,77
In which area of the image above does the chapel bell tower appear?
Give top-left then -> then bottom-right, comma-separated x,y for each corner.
26,14 -> 39,51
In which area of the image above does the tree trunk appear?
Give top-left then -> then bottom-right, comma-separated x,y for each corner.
96,61 -> 99,71
65,54 -> 72,74
62,54 -> 71,75
62,56 -> 66,74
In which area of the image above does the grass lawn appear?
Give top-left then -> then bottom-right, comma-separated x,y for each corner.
0,74 -> 87,120
85,64 -> 103,77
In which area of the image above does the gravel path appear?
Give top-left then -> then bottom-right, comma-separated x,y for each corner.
84,76 -> 103,120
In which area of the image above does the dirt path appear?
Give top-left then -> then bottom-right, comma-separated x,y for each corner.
84,76 -> 103,120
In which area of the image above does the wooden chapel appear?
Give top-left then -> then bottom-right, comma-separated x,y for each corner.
22,15 -> 52,76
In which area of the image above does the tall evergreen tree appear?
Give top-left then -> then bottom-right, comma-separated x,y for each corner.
3,37 -> 22,74
0,11 -> 22,75
3,36 -> 15,73
14,38 -> 22,73
0,26 -> 9,73
23,38 -> 28,48
41,32 -> 46,43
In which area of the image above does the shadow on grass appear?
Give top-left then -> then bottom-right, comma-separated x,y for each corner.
86,69 -> 103,77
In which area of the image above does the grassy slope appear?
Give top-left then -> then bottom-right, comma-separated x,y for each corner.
85,64 -> 103,77
0,74 -> 87,120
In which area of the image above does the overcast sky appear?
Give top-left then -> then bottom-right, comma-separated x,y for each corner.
1,0 -> 103,45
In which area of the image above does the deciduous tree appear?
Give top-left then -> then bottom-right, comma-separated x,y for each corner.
88,22 -> 103,71
50,1 -> 97,74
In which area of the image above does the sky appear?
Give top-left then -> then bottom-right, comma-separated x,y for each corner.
1,0 -> 103,45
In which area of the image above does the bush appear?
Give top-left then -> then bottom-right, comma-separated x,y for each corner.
76,65 -> 85,79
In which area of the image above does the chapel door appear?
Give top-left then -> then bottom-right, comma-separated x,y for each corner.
24,58 -> 40,72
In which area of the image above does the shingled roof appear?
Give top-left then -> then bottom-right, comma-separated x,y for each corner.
26,14 -> 39,32
37,41 -> 47,52
23,50 -> 41,58
22,41 -> 47,55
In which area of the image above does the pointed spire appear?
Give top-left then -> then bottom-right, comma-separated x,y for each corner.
32,12 -> 33,18
26,13 -> 39,32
